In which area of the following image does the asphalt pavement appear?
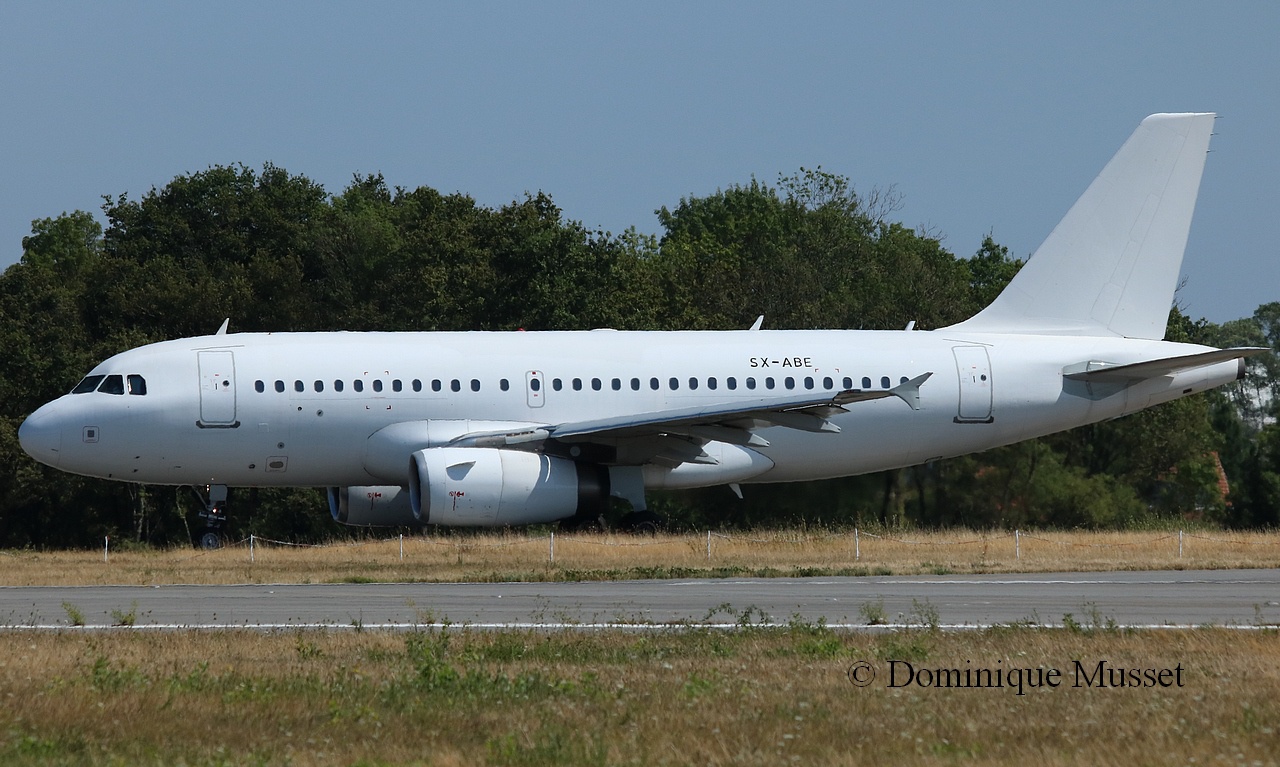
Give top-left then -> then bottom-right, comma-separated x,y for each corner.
3,569 -> 1278,629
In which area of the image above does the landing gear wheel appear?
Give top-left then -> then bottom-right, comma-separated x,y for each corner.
192,484 -> 229,550
618,510 -> 664,535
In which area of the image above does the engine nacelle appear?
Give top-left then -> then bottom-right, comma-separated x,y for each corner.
328,485 -> 417,527
408,447 -> 608,526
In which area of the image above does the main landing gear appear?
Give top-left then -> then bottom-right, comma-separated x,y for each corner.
617,510 -> 665,534
192,484 -> 228,549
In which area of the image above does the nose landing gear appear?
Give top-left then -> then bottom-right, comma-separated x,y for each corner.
192,484 -> 228,549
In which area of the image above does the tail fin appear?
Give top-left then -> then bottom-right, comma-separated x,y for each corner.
947,113 -> 1216,339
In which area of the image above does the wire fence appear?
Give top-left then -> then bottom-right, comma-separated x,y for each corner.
96,527 -> 1280,566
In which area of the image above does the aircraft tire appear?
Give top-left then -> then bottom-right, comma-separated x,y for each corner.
618,510 -> 664,535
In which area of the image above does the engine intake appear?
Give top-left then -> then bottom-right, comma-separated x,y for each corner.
408,447 -> 608,526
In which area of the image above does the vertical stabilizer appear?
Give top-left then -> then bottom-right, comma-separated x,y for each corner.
947,113 -> 1216,339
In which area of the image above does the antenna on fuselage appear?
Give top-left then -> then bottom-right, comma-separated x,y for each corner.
749,315 -> 764,331
215,318 -> 230,336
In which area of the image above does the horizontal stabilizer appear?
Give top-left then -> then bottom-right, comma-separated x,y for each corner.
1063,347 -> 1267,382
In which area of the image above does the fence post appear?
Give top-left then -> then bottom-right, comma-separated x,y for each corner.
400,533 -> 404,562
706,530 -> 711,560
550,531 -> 555,564
104,536 -> 109,563
1179,529 -> 1183,558
250,534 -> 255,564
1015,529 -> 1020,560
855,527 -> 860,560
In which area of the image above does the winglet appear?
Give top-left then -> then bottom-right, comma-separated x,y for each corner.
889,372 -> 932,410
831,371 -> 934,410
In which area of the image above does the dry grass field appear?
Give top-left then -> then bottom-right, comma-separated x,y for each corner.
5,530 -> 1277,765
0,624 -> 1275,766
3,528 -> 1280,586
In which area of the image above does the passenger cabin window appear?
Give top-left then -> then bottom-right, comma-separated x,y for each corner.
552,378 -> 563,391
823,377 -> 833,390
98,375 -> 125,395
314,380 -> 324,392
630,378 -> 640,391
72,375 -> 105,394
412,380 -> 421,392
393,379 -> 403,392
499,379 -> 509,391
294,380 -> 304,393
843,377 -> 853,389
354,380 -> 364,392
572,378 -> 582,391
591,378 -> 602,391
471,379 -> 480,392
450,380 -> 461,392
373,380 -> 383,393
335,380 -> 345,392
611,378 -> 621,391
649,377 -> 659,390
727,377 -> 737,390
688,377 -> 698,390
862,377 -> 871,389
669,377 -> 679,391
746,377 -> 756,390
254,380 -> 265,393
765,377 -> 775,390
707,377 -> 717,390
432,380 -> 441,392
275,380 -> 285,393
880,376 -> 891,389
805,377 -> 815,390
784,377 -> 795,390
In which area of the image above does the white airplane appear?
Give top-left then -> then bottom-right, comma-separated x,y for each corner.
18,113 -> 1264,546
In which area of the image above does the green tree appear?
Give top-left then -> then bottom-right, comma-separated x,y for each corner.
964,235 -> 1023,312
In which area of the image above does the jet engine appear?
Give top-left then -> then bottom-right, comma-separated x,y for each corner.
327,485 -> 417,527
408,447 -> 609,526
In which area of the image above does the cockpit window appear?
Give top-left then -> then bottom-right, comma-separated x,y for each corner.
97,374 -> 125,395
127,374 -> 147,395
71,375 -> 106,394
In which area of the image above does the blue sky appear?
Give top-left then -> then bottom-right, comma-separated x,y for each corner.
2,2 -> 1276,323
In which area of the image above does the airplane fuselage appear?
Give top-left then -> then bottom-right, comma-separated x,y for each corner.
18,328 -> 1240,491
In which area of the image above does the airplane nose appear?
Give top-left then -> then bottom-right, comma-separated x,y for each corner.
18,406 -> 62,468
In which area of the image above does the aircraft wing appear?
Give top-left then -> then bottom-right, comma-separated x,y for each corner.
1063,347 -> 1268,382
449,372 -> 932,466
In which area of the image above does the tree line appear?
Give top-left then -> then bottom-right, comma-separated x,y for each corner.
1,164 -> 1277,547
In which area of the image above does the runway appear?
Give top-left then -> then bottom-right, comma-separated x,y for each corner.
2,569 -> 1278,629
